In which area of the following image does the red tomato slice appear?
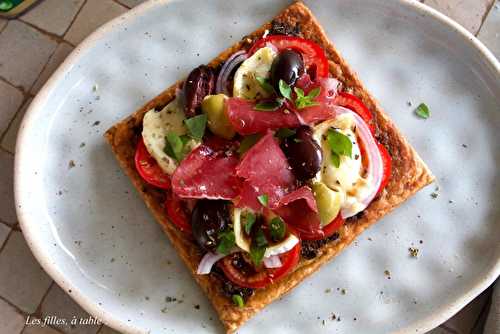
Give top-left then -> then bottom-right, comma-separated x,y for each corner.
164,192 -> 192,233
377,142 -> 392,193
135,139 -> 171,189
219,243 -> 301,289
248,35 -> 329,79
298,214 -> 344,241
334,92 -> 375,133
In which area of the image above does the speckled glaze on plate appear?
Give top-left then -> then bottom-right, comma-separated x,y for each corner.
15,0 -> 500,333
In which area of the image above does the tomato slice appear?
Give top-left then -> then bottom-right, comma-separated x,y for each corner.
135,139 -> 171,189
219,243 -> 301,289
334,92 -> 375,133
377,142 -> 392,193
298,214 -> 344,241
164,192 -> 192,233
248,35 -> 329,79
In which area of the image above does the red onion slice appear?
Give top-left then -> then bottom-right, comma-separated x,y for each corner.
332,106 -> 383,218
263,255 -> 283,268
215,51 -> 248,95
196,248 -> 239,275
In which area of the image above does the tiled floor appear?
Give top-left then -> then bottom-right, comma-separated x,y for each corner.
0,0 -> 498,333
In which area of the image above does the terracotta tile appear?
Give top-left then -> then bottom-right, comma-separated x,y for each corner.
477,1 -> 500,57
0,298 -> 25,334
0,80 -> 24,137
0,18 -> 7,32
0,223 -> 11,249
0,21 -> 58,90
0,150 -> 17,225
23,320 -> 63,334
423,0 -> 494,34
0,231 -> 53,313
31,42 -> 74,94
115,0 -> 147,8
21,0 -> 85,36
441,287 -> 492,334
40,285 -> 101,334
64,0 -> 128,46
1,97 -> 32,154
97,326 -> 121,334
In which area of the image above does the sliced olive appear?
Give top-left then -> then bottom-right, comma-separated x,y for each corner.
201,94 -> 236,139
191,200 -> 231,252
270,49 -> 305,92
282,126 -> 322,181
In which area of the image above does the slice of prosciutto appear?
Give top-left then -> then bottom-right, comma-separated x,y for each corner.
171,144 -> 241,200
273,186 -> 322,235
235,132 -> 296,211
225,98 -> 300,135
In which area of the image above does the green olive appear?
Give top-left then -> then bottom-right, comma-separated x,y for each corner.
201,94 -> 236,140
312,182 -> 343,226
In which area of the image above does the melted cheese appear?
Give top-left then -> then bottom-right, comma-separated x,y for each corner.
312,114 -> 376,215
233,46 -> 277,100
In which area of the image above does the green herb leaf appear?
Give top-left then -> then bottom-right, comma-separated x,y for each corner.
0,0 -> 14,11
414,103 -> 430,119
279,80 -> 292,100
275,128 -> 296,139
243,212 -> 256,235
238,134 -> 262,156
249,228 -> 268,266
164,132 -> 185,162
269,217 -> 286,242
232,294 -> 244,308
255,76 -> 274,94
327,129 -> 352,159
308,87 -> 321,99
294,87 -> 305,98
254,100 -> 282,111
216,230 -> 235,255
331,152 -> 340,168
184,114 -> 207,140
257,194 -> 269,207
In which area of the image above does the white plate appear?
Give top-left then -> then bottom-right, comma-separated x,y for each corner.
15,0 -> 500,333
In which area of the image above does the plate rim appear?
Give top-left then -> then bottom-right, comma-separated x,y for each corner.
14,0 -> 500,333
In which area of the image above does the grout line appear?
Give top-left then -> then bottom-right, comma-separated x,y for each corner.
61,0 -> 88,37
441,324 -> 460,334
0,19 -> 8,34
470,286 -> 494,333
111,0 -> 132,10
17,18 -> 75,47
0,94 -> 32,146
0,145 -> 14,156
95,324 -> 106,333
0,228 -> 14,253
0,76 -> 27,95
32,280 -> 54,319
476,0 -> 497,37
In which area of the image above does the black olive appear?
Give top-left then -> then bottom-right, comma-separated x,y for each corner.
270,49 -> 305,92
184,65 -> 216,117
191,200 -> 230,252
282,126 -> 322,181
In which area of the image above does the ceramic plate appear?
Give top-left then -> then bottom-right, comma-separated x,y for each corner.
15,0 -> 500,333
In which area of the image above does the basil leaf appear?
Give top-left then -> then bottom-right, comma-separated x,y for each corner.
232,294 -> 244,308
275,128 -> 296,139
414,103 -> 430,119
216,230 -> 235,255
327,129 -> 352,158
255,76 -> 275,94
243,212 -> 256,235
238,134 -> 262,156
184,114 -> 207,140
249,228 -> 268,266
269,217 -> 286,242
257,194 -> 269,207
279,80 -> 292,100
308,87 -> 321,99
294,87 -> 305,98
254,100 -> 282,111
331,152 -> 340,168
164,132 -> 185,162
